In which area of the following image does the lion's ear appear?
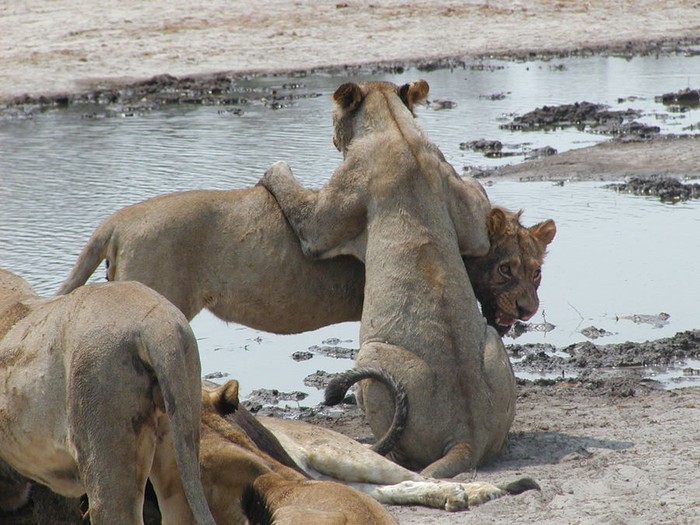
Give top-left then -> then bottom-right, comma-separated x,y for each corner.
333,82 -> 363,112
487,207 -> 510,239
399,80 -> 430,112
529,219 -> 556,246
209,380 -> 240,416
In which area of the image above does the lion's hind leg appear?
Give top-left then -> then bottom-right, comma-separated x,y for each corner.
355,477 -> 540,512
68,345 -> 157,523
72,389 -> 155,524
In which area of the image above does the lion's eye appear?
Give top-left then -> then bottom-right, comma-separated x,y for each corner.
533,268 -> 541,279
499,264 -> 512,277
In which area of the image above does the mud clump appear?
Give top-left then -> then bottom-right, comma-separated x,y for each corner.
580,325 -> 615,340
303,370 -> 341,390
242,388 -> 308,414
308,344 -> 358,359
657,87 -> 700,108
501,101 -> 658,138
460,139 -> 503,153
604,176 -> 700,202
501,101 -> 635,130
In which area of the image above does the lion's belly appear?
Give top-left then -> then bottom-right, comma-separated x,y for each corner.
207,204 -> 366,333
0,432 -> 82,497
0,315 -> 84,496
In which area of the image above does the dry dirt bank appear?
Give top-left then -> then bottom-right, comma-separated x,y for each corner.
2,1 -> 700,102
304,381 -> 700,525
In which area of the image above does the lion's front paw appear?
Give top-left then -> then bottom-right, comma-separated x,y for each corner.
259,160 -> 294,190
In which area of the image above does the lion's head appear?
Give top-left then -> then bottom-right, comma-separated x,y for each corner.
464,207 -> 557,336
331,80 -> 430,155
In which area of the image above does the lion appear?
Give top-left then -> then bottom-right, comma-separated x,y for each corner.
0,268 -> 216,525
463,206 -> 556,336
260,79 -> 556,478
199,378 -> 399,525
54,169 -> 550,339
198,378 -> 538,524
55,186 -> 365,333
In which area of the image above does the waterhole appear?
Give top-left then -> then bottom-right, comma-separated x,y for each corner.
1,53 -> 699,403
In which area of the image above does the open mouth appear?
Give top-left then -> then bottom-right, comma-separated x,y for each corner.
494,310 -> 516,331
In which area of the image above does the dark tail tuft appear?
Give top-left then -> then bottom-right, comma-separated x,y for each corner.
241,482 -> 274,525
500,477 -> 541,495
324,367 -> 408,456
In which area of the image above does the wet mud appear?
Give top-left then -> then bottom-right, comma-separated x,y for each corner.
511,329 -> 699,372
2,38 -> 700,118
231,329 -> 700,419
604,175 -> 700,202
501,101 -> 643,133
658,87 -> 700,108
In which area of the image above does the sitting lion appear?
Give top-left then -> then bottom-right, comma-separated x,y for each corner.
0,268 -> 216,525
260,79 -> 556,478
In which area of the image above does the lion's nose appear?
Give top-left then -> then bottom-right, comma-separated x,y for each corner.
516,298 -> 538,321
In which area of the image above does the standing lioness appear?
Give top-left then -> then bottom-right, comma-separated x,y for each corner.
57,186 -> 365,333
55,159 -> 552,338
261,80 -> 556,477
0,269 -> 216,525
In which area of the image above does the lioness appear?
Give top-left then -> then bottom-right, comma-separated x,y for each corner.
54,169 -> 550,338
0,269 -> 216,525
55,186 -> 365,332
260,79 -> 556,478
199,379 -> 538,524
200,379 -> 398,525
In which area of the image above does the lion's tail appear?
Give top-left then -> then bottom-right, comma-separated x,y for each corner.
140,310 -> 217,525
55,222 -> 114,296
324,367 -> 408,457
498,477 -> 541,495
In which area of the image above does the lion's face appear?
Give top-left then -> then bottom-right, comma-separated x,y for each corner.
465,207 -> 556,336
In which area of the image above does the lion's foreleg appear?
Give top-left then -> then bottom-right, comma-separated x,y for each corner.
259,160 -> 367,259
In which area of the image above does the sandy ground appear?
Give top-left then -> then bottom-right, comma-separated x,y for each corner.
305,382 -> 700,525
1,2 -> 700,525
2,1 -> 700,102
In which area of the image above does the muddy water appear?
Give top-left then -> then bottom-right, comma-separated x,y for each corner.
1,53 -> 699,403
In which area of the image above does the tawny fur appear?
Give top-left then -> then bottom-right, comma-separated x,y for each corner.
199,380 -> 539,523
260,80 -> 553,477
199,382 -> 398,525
0,268 -> 216,525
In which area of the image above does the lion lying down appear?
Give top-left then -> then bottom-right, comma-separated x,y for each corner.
260,79 -> 557,478
199,379 -> 538,524
0,268 -> 216,525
